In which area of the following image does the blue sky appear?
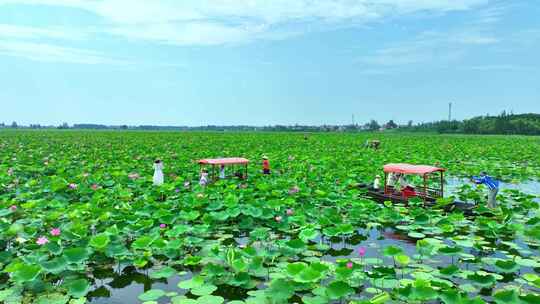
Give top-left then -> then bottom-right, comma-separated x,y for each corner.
1,0 -> 539,126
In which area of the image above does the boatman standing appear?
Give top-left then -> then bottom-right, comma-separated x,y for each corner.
262,156 -> 271,175
472,172 -> 500,208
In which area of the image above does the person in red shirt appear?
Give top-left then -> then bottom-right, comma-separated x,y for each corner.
262,156 -> 271,174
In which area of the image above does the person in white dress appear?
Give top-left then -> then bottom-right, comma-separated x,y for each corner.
153,159 -> 164,186
199,169 -> 209,186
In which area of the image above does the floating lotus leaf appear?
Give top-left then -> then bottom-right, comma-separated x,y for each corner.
12,264 -> 41,283
149,266 -> 177,279
326,281 -> 354,299
63,247 -> 90,264
138,289 -> 166,302
65,279 -> 90,298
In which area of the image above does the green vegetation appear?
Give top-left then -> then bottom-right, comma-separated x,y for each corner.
0,130 -> 539,304
405,113 -> 540,135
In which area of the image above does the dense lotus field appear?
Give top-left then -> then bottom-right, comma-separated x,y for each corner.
1,130 -> 540,304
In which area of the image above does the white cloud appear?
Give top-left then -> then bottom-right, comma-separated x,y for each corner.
0,40 -> 130,64
0,24 -> 85,40
0,0 -> 491,46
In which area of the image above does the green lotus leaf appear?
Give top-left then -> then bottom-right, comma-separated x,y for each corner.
45,242 -> 63,255
65,278 -> 90,298
171,296 -> 198,304
89,234 -> 110,250
383,245 -> 403,257
63,247 -> 90,264
178,276 -> 205,290
467,273 -> 496,287
12,264 -> 41,283
395,254 -> 410,266
149,266 -> 177,279
438,246 -> 462,255
302,296 -> 328,304
492,289 -> 519,304
296,266 -> 324,283
132,236 -> 154,250
196,295 -> 224,304
191,284 -> 217,296
326,281 -> 354,299
35,293 -> 69,304
41,257 -> 68,274
520,293 -> 540,304
370,292 -> 391,304
267,278 -> 295,302
439,264 -> 459,276
286,238 -> 306,250
299,228 -> 319,241
286,262 -> 307,276
138,289 -> 166,302
493,260 -> 519,273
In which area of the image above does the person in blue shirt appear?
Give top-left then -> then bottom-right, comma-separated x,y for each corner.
472,172 -> 500,208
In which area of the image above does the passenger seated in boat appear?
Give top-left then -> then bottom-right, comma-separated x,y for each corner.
389,173 -> 417,197
401,185 -> 417,198
235,171 -> 244,179
387,173 -> 399,187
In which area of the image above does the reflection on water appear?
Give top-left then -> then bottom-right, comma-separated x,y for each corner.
87,185 -> 539,304
87,225 -> 539,304
89,266 -> 188,304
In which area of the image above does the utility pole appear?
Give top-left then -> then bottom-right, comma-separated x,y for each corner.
352,114 -> 355,126
448,102 -> 452,121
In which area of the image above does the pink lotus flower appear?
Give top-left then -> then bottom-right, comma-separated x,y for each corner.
68,183 -> 78,189
9,205 -> 17,211
91,184 -> 98,190
36,236 -> 49,245
50,228 -> 61,236
275,216 -> 282,222
346,262 -> 353,269
159,224 -> 167,229
286,209 -> 294,216
358,247 -> 366,257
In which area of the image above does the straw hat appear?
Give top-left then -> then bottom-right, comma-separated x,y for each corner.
262,155 -> 268,159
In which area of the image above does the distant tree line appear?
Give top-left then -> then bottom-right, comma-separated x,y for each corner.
0,121 -> 398,132
1,113 -> 538,135
401,112 -> 540,135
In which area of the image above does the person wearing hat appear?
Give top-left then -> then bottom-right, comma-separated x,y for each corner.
472,172 -> 500,208
373,175 -> 381,191
262,156 -> 271,175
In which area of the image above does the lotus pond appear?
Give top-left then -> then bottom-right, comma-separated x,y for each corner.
1,130 -> 540,304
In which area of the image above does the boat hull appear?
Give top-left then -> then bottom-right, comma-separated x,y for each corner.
357,183 -> 474,215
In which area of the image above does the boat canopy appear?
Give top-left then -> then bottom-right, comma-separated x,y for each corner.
198,157 -> 249,166
383,163 -> 445,175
